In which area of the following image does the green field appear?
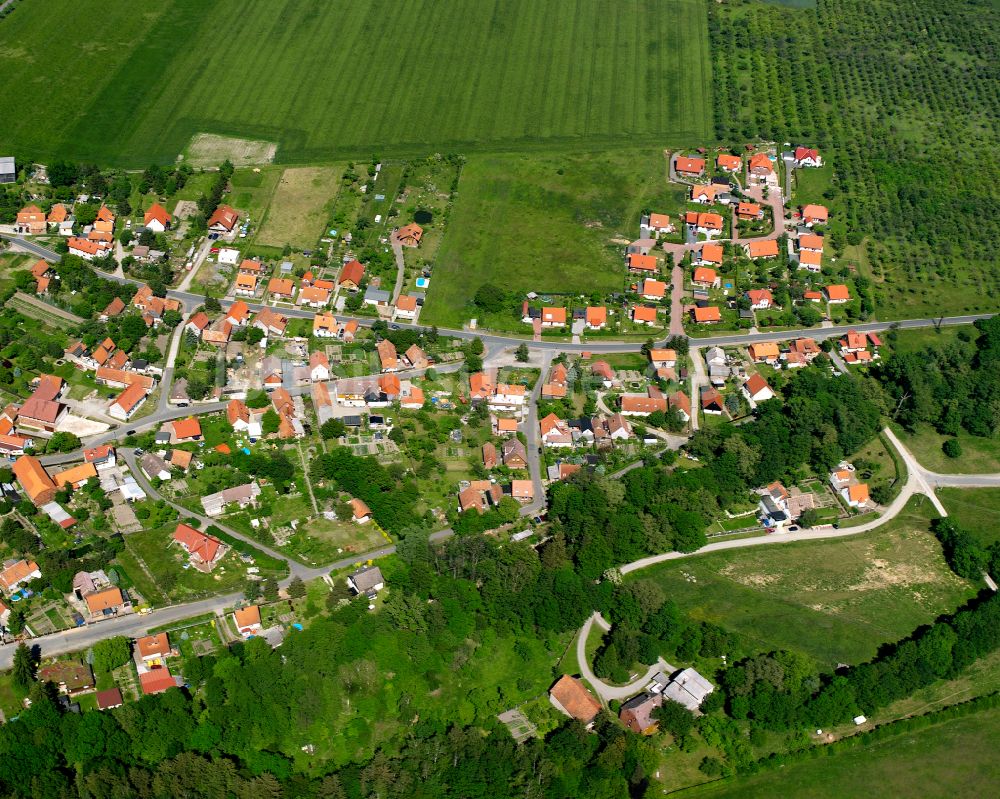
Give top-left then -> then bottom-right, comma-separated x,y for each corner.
896,424 -> 1000,474
629,500 -> 974,668
421,148 -> 686,328
938,488 -> 1000,548
0,0 -> 712,166
680,706 -> 1000,799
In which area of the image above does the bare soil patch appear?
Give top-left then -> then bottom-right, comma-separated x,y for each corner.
183,134 -> 277,168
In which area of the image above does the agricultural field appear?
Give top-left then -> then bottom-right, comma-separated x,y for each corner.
680,705 -> 1000,799
421,148 -> 687,329
0,0 -> 712,167
256,166 -> 344,250
629,499 -> 975,669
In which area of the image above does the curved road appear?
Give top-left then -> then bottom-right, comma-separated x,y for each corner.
576,611 -> 672,702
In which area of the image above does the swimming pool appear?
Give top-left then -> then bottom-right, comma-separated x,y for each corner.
415,277 -> 430,288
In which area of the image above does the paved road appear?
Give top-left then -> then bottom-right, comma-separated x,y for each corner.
1,234 -> 61,262
519,353 -> 552,517
575,612 -> 672,702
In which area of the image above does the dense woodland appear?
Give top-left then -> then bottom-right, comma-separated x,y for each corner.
710,0 -> 1000,308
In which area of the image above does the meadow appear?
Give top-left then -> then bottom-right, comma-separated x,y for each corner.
256,166 -> 344,250
679,705 -> 1000,799
0,0 -> 712,166
938,488 -> 1000,548
421,148 -> 687,328
629,499 -> 975,669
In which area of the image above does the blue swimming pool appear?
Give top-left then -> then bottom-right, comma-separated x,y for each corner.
724,282 -> 734,289
415,277 -> 430,288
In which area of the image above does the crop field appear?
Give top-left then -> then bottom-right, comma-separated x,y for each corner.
0,0 -> 712,167
680,706 -> 1000,799
421,148 -> 687,329
256,166 -> 343,250
629,500 -> 975,668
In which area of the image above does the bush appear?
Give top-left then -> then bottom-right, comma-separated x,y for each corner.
943,438 -> 962,458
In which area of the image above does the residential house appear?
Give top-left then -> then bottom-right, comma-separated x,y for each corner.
692,306 -> 721,324
742,374 -> 775,403
185,312 -> 210,339
136,633 -> 172,666
46,203 -> 70,231
737,202 -> 763,221
801,204 -> 829,226
310,351 -> 330,382
502,438 -> 529,468
338,259 -> 365,290
701,387 -> 725,415
691,183 -> 717,204
748,152 -> 774,176
101,297 -> 126,320
840,329 -> 868,354
494,417 -> 518,436
233,606 -> 262,637
139,669 -> 178,696
201,482 -> 261,516
639,278 -> 667,300
207,205 -> 239,233
348,498 -> 372,524
404,343 -> 429,369
348,565 -> 385,595
393,294 -> 418,320
797,248 -> 823,271
539,413 -> 573,447
641,212 -> 673,236
313,312 -> 339,338
234,273 -> 257,296
632,305 -> 658,326
400,383 -> 425,409
490,384 -> 526,412
620,692 -> 663,735
691,212 -> 723,236
798,233 -> 824,252
253,307 -> 288,337
793,146 -> 822,168
803,290 -> 824,303
85,587 -> 126,617
649,349 -> 677,369
626,253 -> 658,273
108,382 -> 151,421
53,462 -> 97,490
226,300 -> 251,327
38,661 -> 93,695
364,286 -> 391,307
68,237 -> 104,259
549,675 -> 601,726
591,361 -> 615,386
143,203 -> 171,233
15,205 -> 46,234
299,285 -> 331,308
585,306 -> 607,329
169,449 -> 193,471
94,205 -> 115,234
140,453 -> 172,481
843,483 -> 870,507
171,417 -> 202,442
95,688 -> 124,710
668,390 -> 691,423
83,445 -> 116,470
674,155 -> 705,176
745,239 -> 779,259
0,558 -> 41,593
458,480 -> 503,513
748,342 -> 780,363
267,278 -> 296,301
746,289 -> 774,310
825,284 -> 850,304
396,223 -> 423,247
510,480 -> 534,502
717,153 -> 742,172
692,265 -> 720,288
540,306 -> 567,327
620,394 -> 667,416
788,338 -> 821,362
172,523 -> 225,570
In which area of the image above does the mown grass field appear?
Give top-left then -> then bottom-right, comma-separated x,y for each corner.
257,166 -> 343,249
896,424 -> 1000,474
421,148 -> 687,328
679,705 -> 1000,799
629,499 -> 974,669
0,0 -> 712,166
938,488 -> 1000,548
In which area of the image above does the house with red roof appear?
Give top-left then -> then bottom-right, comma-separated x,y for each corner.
674,155 -> 705,176
793,146 -> 822,168
172,523 -> 225,571
717,153 -> 742,172
585,306 -> 607,329
748,153 -> 774,176
143,203 -> 172,232
745,239 -> 779,259
742,374 -> 775,403
207,205 -> 238,232
746,289 -> 775,310
338,259 -> 365,289
631,305 -> 658,326
801,204 -> 829,226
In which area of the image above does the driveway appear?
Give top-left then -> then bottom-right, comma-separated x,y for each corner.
575,612 -> 673,702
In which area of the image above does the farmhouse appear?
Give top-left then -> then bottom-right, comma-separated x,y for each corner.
620,692 -> 662,735
620,395 -> 667,416
701,387 -> 725,415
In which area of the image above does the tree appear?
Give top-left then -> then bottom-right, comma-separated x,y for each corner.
473,283 -> 506,313
46,431 -> 81,453
943,438 -> 962,458
288,577 -> 306,599
92,636 -> 132,673
321,418 -> 346,439
515,343 -> 529,362
262,578 -> 279,602
12,643 -> 34,690
261,409 -> 281,435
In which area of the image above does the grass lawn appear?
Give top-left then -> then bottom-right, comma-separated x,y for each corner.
678,705 -> 1000,798
257,166 -> 344,250
887,325 -> 970,355
629,499 -> 975,669
938,488 -> 1000,548
421,148 -> 689,329
0,0 -> 712,166
896,424 -> 1000,474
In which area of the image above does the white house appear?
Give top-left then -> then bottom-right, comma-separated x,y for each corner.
310,352 -> 330,382
742,374 -> 774,403
489,384 -> 526,412
217,248 -> 240,266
